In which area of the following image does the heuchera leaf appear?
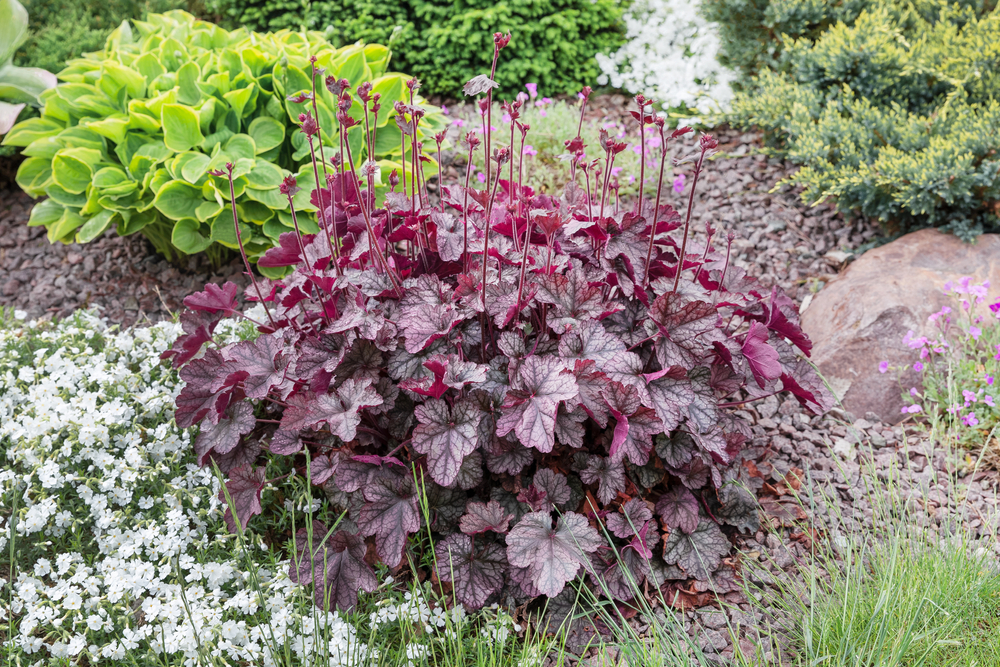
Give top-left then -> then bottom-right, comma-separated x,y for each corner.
605,498 -> 653,539
398,274 -> 463,353
497,356 -> 579,453
356,474 -> 421,567
530,469 -> 572,513
435,533 -> 506,609
662,519 -> 729,580
506,511 -> 603,598
578,454 -> 626,505
742,321 -> 782,389
412,397 -> 483,487
655,486 -> 699,534
220,464 -> 266,533
459,500 -> 513,535
603,382 -> 662,465
283,379 -> 383,441
534,265 -> 607,334
183,281 -> 240,316
224,334 -> 288,400
290,522 -> 377,611
175,349 -> 237,429
194,402 -> 256,464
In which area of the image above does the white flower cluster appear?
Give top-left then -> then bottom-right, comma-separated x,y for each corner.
0,310 -> 369,666
596,0 -> 736,116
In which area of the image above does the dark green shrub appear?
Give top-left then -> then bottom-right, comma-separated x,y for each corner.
15,0 -> 189,73
730,1 -> 1000,240
205,0 -> 628,98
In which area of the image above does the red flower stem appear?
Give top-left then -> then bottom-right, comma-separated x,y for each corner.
226,170 -> 275,328
514,215 -> 534,321
644,124 -> 669,288
671,146 -> 707,294
516,128 -> 526,222
719,235 -> 734,290
343,138 -> 403,295
309,66 -> 329,183
479,164 -> 504,313
436,140 -> 444,213
692,229 -> 715,286
307,138 -> 339,269
508,119 -> 517,253
636,104 -> 646,217
484,45 -> 500,197
462,142 -> 476,273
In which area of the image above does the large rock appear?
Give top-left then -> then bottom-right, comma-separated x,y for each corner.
801,228 -> 1000,424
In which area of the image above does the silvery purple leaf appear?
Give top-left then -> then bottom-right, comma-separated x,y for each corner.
655,486 -> 700,534
435,534 -> 506,609
356,474 -> 421,567
412,397 -> 483,487
463,74 -> 499,96
194,402 -> 256,462
496,356 -> 578,453
399,274 -> 463,353
459,500 -> 513,535
290,522 -> 377,611
578,455 -> 626,505
506,511 -> 602,598
605,498 -> 653,539
662,520 -> 729,580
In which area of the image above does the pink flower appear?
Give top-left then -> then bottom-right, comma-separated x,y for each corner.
985,395 -> 995,407
901,404 -> 922,414
476,172 -> 486,183
673,174 -> 685,194
442,105 -> 449,115
913,362 -> 924,372
970,325 -> 982,340
610,166 -> 623,177
962,411 -> 980,427
516,92 -> 528,104
538,110 -> 547,117
910,387 -> 919,396
501,113 -> 511,124
522,144 -> 537,156
903,330 -> 928,349
452,119 -> 465,127
995,344 -> 1000,361
987,375 -> 995,385
525,83 -> 538,99
879,361 -> 889,374
963,389 -> 977,405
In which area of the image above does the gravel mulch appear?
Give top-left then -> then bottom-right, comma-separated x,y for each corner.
0,186 -> 244,327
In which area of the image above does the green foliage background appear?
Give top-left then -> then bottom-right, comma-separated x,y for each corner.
714,0 -> 1000,240
205,0 -> 628,99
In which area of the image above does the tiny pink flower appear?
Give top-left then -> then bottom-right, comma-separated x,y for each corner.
502,113 -> 511,123
986,375 -> 995,385
902,404 -> 922,414
969,325 -> 982,340
913,361 -> 924,372
985,395 -> 995,407
476,172 -> 486,183
962,411 -> 979,427
910,387 -> 919,397
673,174 -> 685,194
441,105 -> 449,115
525,83 -> 538,99
522,144 -> 537,156
879,361 -> 889,373
452,119 -> 465,127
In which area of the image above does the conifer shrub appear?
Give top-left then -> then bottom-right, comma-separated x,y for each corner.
205,0 -> 628,99
729,1 -> 1000,239
165,32 -> 832,613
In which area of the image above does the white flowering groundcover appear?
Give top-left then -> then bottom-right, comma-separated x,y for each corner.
597,0 -> 735,119
0,309 -> 526,666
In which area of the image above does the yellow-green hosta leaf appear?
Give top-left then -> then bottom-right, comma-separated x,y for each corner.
248,116 -> 284,153
133,53 -> 165,83
101,61 -> 146,99
245,184 -> 285,209
1,116 -> 63,147
223,82 -> 256,118
224,133 -> 256,160
153,179 -> 204,220
210,211 -> 252,249
52,147 -> 102,194
195,199 -> 222,222
245,159 -> 284,189
332,46 -> 367,89
86,114 -> 130,144
161,103 -> 204,153
15,156 -> 51,196
172,218 -> 213,254
178,152 -> 211,184
177,61 -> 202,106
76,208 -> 117,243
48,207 -> 86,243
27,198 -> 63,227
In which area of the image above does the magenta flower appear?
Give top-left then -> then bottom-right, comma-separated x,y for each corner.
913,361 -> 924,372
987,375 -> 995,386
452,119 -> 465,127
442,105 -> 449,115
970,325 -> 982,340
901,405 -> 922,414
501,113 -> 511,123
963,389 -> 977,405
476,172 -> 486,183
985,395 -> 995,407
879,361 -> 889,373
526,82 -> 538,99
962,411 -> 980,427
522,144 -> 537,156
910,387 -> 919,396
673,174 -> 685,193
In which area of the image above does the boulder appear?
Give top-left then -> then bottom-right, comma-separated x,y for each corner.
801,228 -> 1000,424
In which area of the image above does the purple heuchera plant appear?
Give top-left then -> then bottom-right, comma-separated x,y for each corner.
164,32 -> 832,613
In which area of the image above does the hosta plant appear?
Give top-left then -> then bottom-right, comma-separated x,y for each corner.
165,32 -> 832,613
2,10 -> 444,268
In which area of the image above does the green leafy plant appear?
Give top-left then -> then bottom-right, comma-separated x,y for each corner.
2,10 -> 444,267
729,1 -> 1000,240
0,0 -> 57,135
206,0 -> 628,99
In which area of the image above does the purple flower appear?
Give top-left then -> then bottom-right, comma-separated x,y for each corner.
502,113 -> 511,123
901,404 -> 922,414
673,174 -> 685,194
452,118 -> 465,127
962,411 -> 980,427
985,395 -> 995,407
476,172 -> 486,183
879,361 -> 889,374
970,325 -> 982,340
441,105 -> 449,115
987,375 -> 995,386
522,144 -> 537,156
964,389 -> 978,405
995,344 -> 1000,361
910,387 -> 919,396
526,83 -> 538,99
913,362 -> 924,372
